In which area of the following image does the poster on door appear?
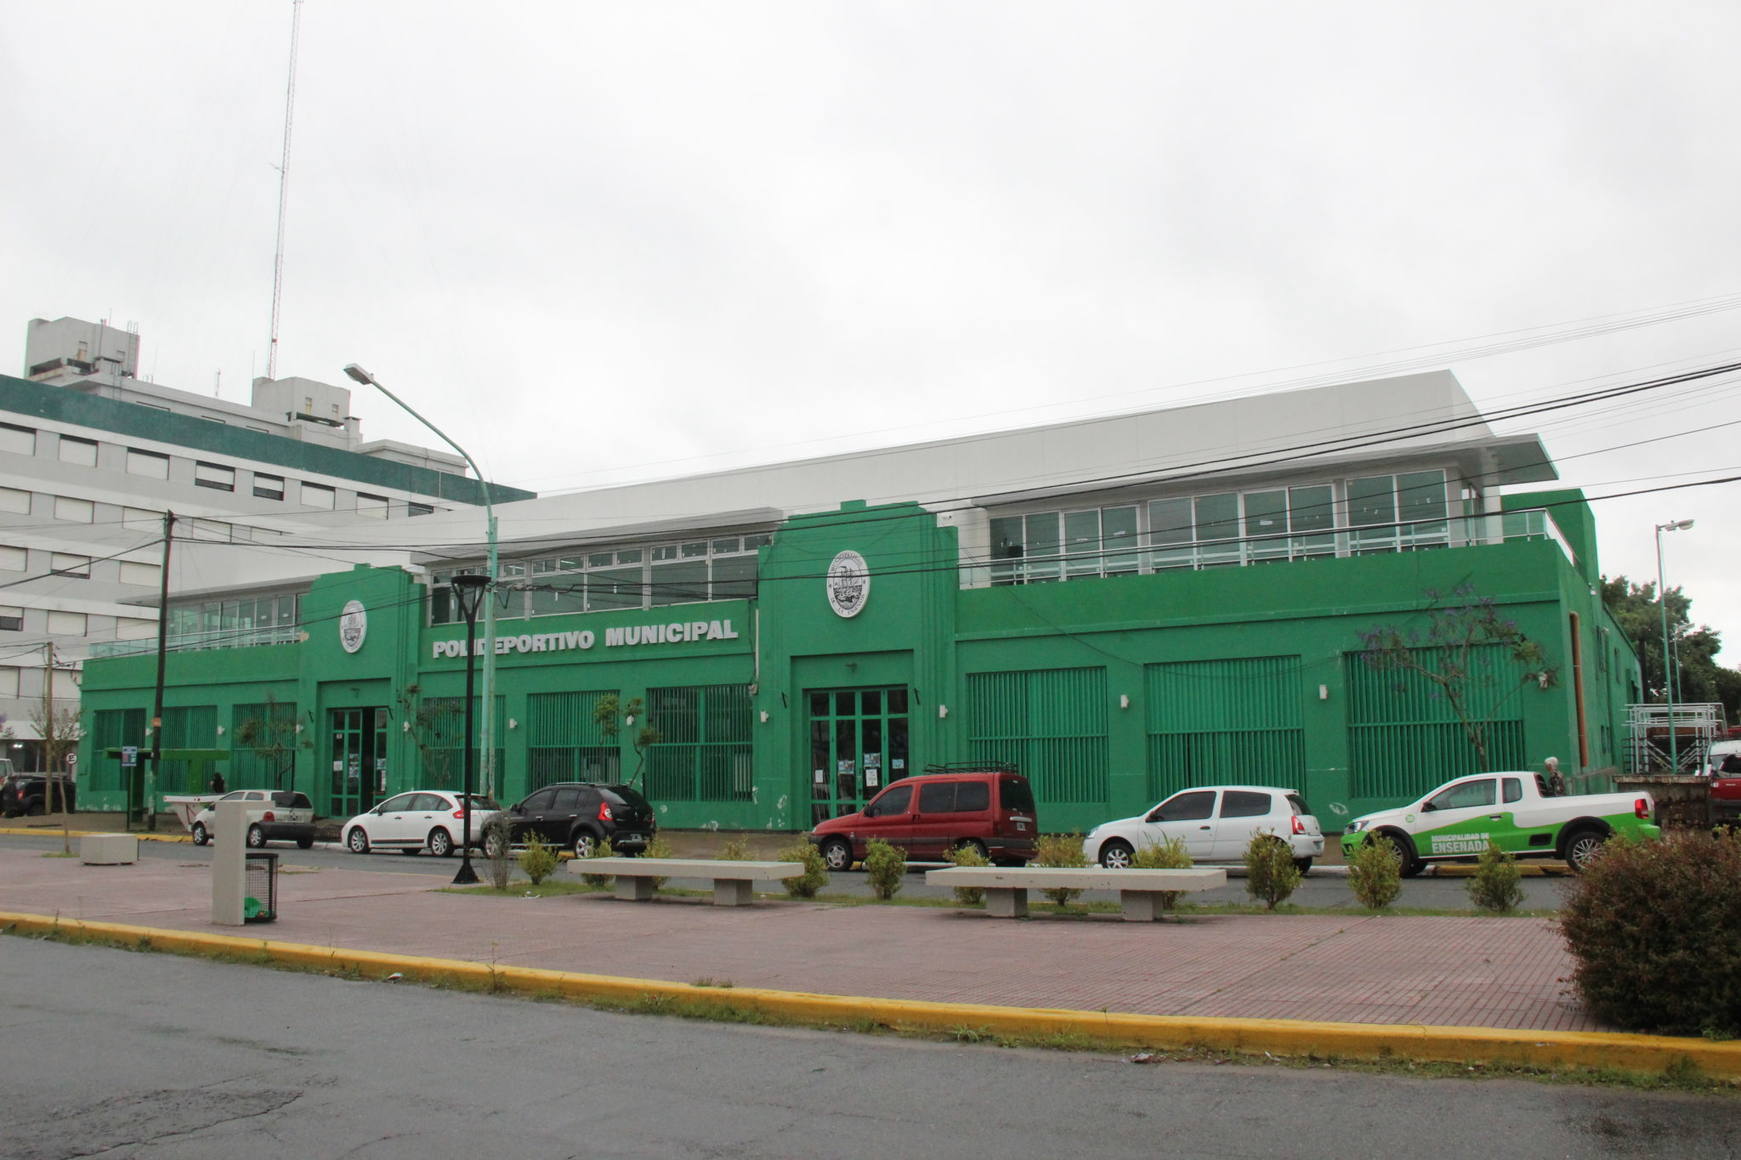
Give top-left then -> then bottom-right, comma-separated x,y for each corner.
347,755 -> 360,786
865,752 -> 881,788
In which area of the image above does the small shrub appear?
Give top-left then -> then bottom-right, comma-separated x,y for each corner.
579,837 -> 617,887
863,839 -> 906,900
1131,835 -> 1192,911
1243,833 -> 1301,910
518,834 -> 559,886
644,834 -> 674,889
483,818 -> 513,890
778,842 -> 829,898
946,841 -> 991,905
1347,834 -> 1402,910
1034,833 -> 1087,907
717,837 -> 752,861
1466,841 -> 1524,914
1560,831 -> 1741,1036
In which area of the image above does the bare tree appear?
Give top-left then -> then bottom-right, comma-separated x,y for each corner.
33,644 -> 82,816
1360,582 -> 1558,771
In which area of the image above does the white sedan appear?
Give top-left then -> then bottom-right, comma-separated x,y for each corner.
1083,785 -> 1325,873
343,790 -> 501,857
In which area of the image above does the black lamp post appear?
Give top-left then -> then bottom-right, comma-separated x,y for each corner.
450,573 -> 490,885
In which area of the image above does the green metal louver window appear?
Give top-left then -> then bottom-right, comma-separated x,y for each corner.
1344,645 -> 1526,799
527,690 -> 620,789
157,705 -> 217,793
229,701 -> 300,790
90,707 -> 147,793
1144,656 -> 1305,800
965,668 -> 1108,806
415,696 -> 505,793
644,684 -> 754,802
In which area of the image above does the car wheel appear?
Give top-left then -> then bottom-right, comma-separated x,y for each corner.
296,836 -> 314,850
428,828 -> 455,858
571,830 -> 596,859
1379,830 -> 1421,878
246,824 -> 267,849
819,837 -> 853,872
1564,827 -> 1607,873
1293,857 -> 1314,876
191,822 -> 210,847
483,831 -> 507,859
954,838 -> 990,861
346,827 -> 371,854
1098,838 -> 1135,869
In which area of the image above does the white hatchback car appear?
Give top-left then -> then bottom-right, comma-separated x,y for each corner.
343,790 -> 502,857
190,789 -> 316,849
1083,785 -> 1325,873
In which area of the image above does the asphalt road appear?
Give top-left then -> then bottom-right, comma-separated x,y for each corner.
0,829 -> 1573,910
3,938 -> 1737,1160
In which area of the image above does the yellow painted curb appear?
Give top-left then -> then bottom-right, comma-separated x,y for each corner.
3,909 -> 1735,1080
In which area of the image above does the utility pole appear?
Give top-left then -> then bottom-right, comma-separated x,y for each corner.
145,512 -> 175,831
40,641 -> 60,815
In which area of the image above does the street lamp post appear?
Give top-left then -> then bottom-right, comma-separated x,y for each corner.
1655,518 -> 1695,773
343,364 -> 499,800
448,573 -> 489,885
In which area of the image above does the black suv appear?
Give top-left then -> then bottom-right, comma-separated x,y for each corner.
485,782 -> 656,858
1,773 -> 77,817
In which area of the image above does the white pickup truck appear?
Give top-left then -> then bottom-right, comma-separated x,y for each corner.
1340,771 -> 1659,875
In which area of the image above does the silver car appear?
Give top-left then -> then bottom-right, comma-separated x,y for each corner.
1083,785 -> 1324,873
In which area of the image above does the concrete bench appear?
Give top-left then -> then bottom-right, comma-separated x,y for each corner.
925,865 -> 1227,921
80,833 -> 139,865
573,856 -> 803,906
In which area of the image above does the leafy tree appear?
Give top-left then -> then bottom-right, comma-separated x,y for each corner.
592,693 -> 660,787
1359,582 -> 1557,770
233,696 -> 306,792
1600,576 -> 1736,719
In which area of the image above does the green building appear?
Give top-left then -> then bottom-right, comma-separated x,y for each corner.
76,372 -> 1639,833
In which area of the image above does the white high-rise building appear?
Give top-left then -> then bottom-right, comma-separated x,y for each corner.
1,316 -> 530,772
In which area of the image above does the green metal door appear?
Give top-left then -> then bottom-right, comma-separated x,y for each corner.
806,687 -> 910,825
329,707 -> 388,818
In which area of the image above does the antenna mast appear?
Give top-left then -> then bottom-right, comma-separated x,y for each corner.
266,0 -> 303,382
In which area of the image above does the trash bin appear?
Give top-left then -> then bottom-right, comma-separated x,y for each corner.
244,851 -> 278,923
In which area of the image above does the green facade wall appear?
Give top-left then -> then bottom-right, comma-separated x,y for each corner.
77,498 -> 1636,834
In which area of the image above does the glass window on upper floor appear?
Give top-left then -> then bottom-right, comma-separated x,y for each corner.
0,546 -> 23,572
254,473 -> 286,500
165,592 -> 301,651
0,488 -> 28,515
54,495 -> 94,523
58,436 -> 97,467
0,605 -> 22,631
995,470 -> 1454,585
430,532 -> 771,624
194,461 -> 235,492
992,506 -> 1137,584
127,449 -> 169,479
0,423 -> 37,455
301,482 -> 335,510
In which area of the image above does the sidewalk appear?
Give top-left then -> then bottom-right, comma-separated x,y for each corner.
0,842 -> 1583,1031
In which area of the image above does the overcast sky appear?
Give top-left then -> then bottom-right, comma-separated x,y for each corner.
5,3 -> 1738,657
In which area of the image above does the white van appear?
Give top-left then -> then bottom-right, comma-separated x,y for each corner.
1706,739 -> 1741,777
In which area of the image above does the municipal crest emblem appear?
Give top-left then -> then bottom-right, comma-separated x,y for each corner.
826,550 -> 870,618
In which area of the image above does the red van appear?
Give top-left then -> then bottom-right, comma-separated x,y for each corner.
808,763 -> 1037,871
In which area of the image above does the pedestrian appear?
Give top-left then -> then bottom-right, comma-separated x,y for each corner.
208,770 -> 226,794
1543,756 -> 1565,797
